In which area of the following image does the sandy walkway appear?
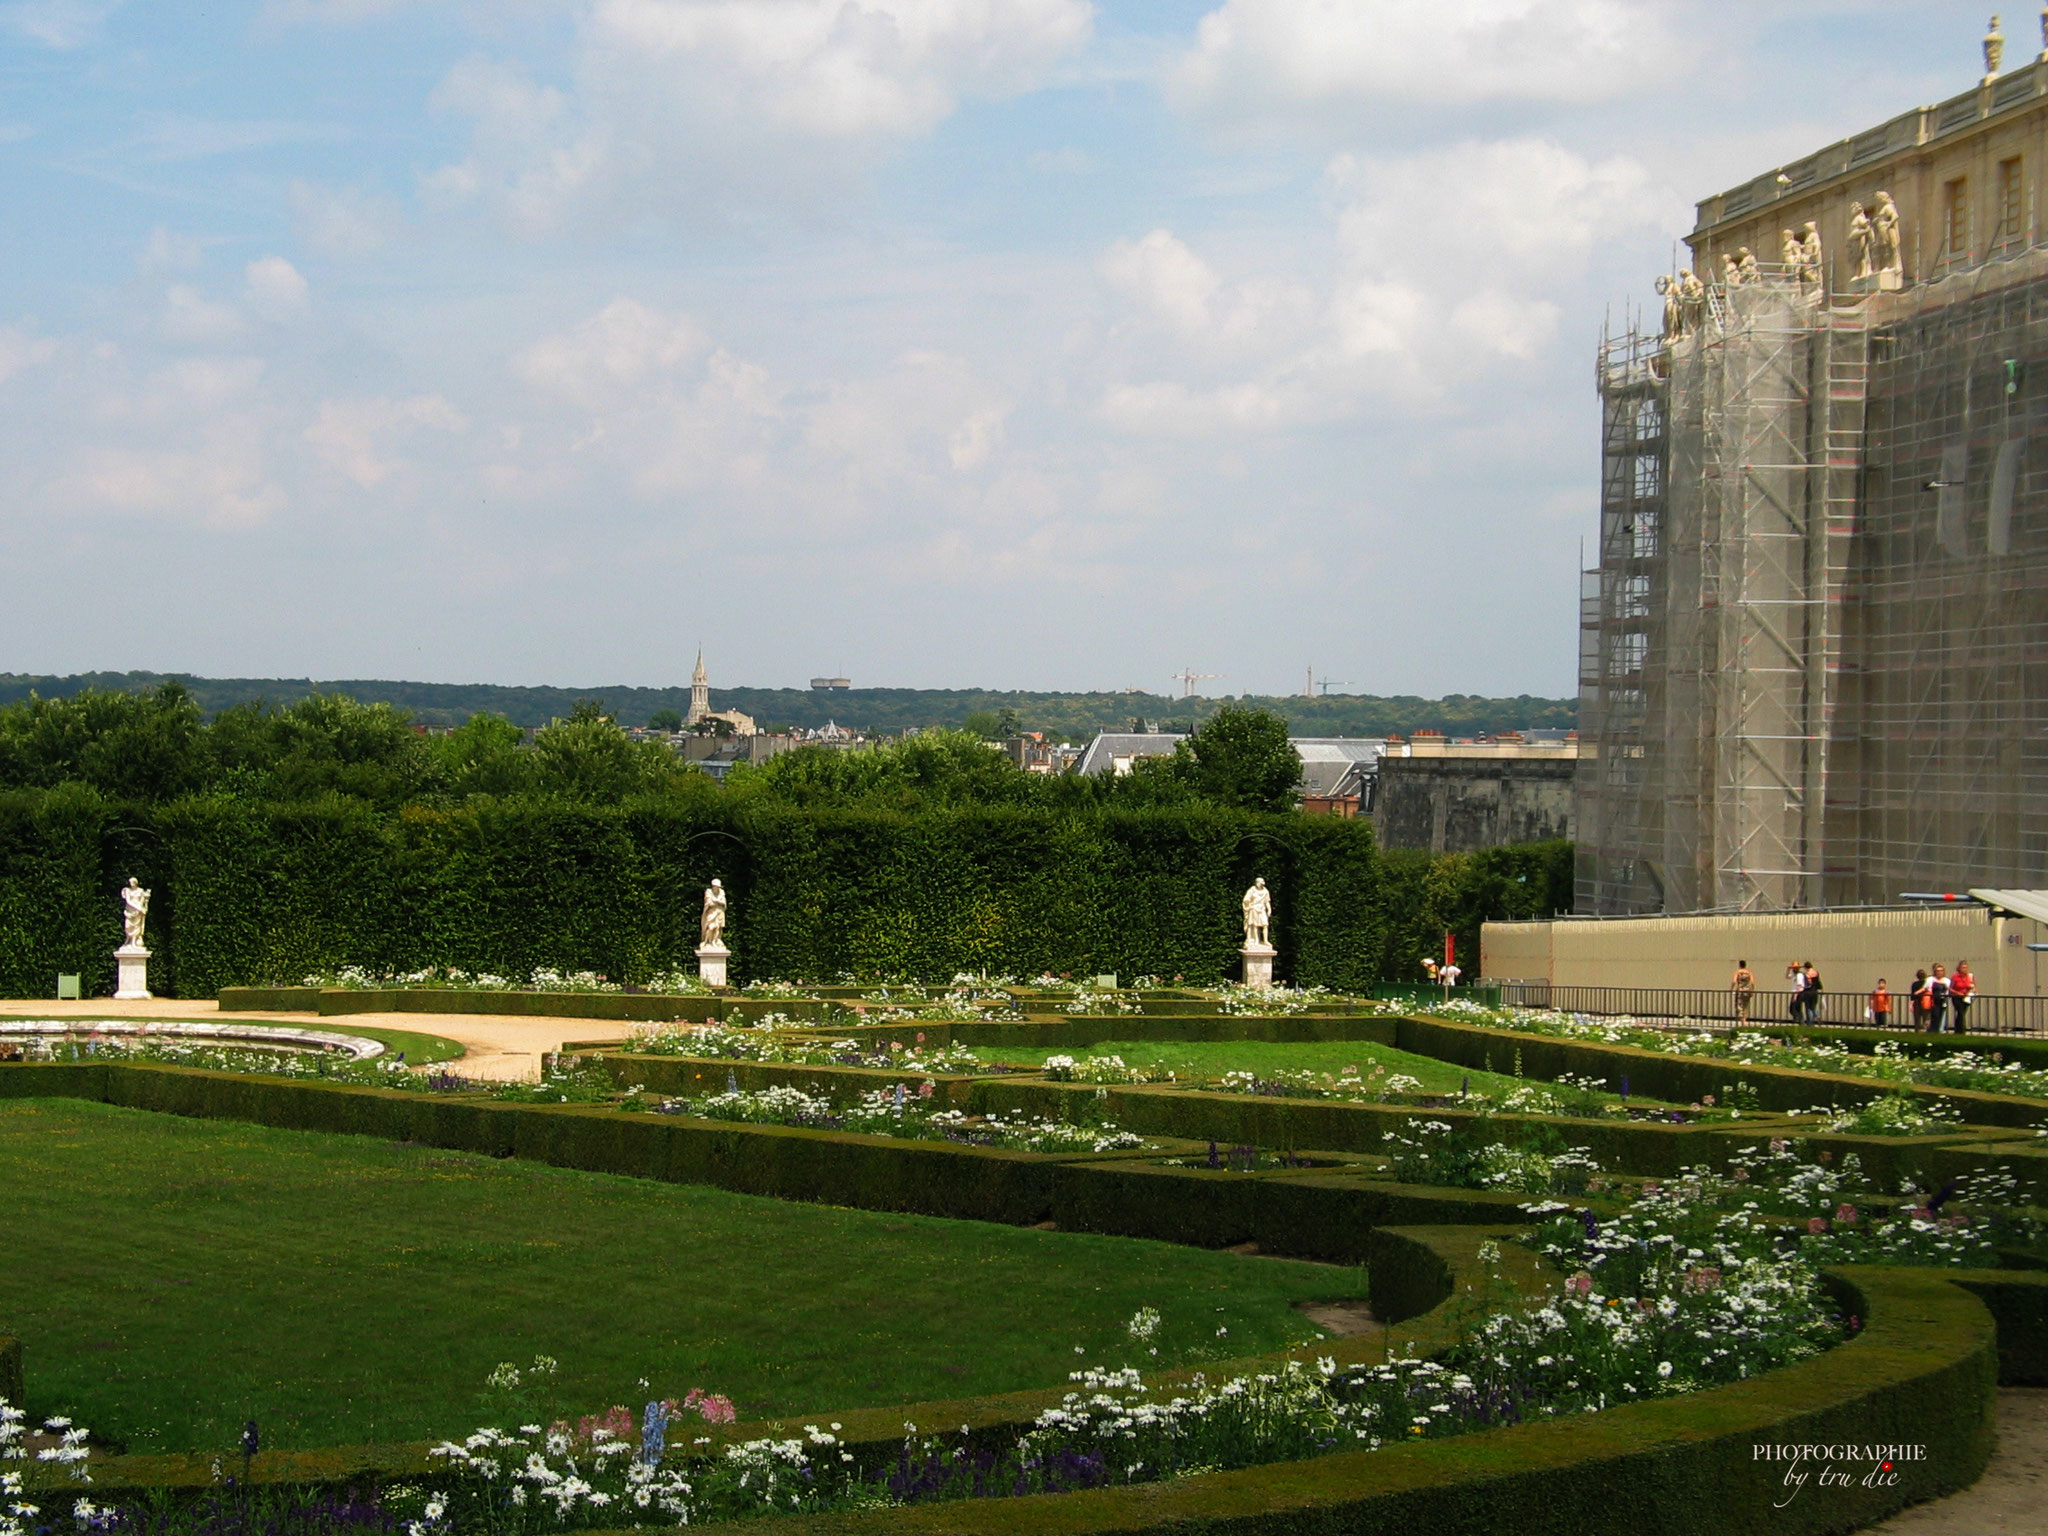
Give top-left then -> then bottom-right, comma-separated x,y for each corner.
1864,1388 -> 2047,1534
0,998 -> 633,1082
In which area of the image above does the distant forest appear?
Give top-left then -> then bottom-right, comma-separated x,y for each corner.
0,672 -> 1577,740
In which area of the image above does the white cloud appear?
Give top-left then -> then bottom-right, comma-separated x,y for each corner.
1170,0 -> 1673,119
304,394 -> 468,487
137,227 -> 211,273
1091,138 -> 1676,433
136,115 -> 349,161
289,180 -> 401,256
244,256 -> 310,320
0,324 -> 57,384
517,298 -> 709,408
1,0 -> 122,48
0,123 -> 34,143
161,285 -> 245,344
589,0 -> 1094,137
52,357 -> 288,529
428,0 -> 1094,231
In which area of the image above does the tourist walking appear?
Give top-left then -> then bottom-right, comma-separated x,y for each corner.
1869,978 -> 1890,1030
1910,969 -> 1934,1030
1787,960 -> 1806,1022
1928,964 -> 1951,1033
1732,959 -> 1756,1024
1802,963 -> 1824,1024
1949,961 -> 1975,1033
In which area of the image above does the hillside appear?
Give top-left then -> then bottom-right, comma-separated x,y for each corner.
0,672 -> 1576,740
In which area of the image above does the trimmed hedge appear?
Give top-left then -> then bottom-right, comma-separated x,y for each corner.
0,1334 -> 20,1408
1948,1270 -> 2048,1385
1391,1015 -> 2048,1130
650,1264 -> 1997,1536
0,794 -> 1574,997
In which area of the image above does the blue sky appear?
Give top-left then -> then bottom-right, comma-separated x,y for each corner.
0,2 -> 1994,695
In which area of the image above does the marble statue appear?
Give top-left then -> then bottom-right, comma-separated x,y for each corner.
1721,253 -> 1741,288
1798,223 -> 1824,289
1737,247 -> 1759,284
1986,14 -> 2006,78
2040,5 -> 2047,61
1874,191 -> 1903,276
700,879 -> 728,947
1781,228 -> 1802,273
1657,274 -> 1681,341
1242,877 -> 1273,949
1679,268 -> 1706,333
119,877 -> 150,949
1848,202 -> 1875,279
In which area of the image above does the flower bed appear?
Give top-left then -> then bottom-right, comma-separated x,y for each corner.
651,1084 -> 1150,1154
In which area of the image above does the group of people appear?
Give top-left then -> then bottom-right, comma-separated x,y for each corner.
1729,958 -> 1977,1032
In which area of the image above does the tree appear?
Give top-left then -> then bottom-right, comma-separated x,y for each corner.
530,712 -> 699,802
961,710 -> 1002,740
431,713 -> 531,798
0,682 -> 212,802
647,708 -> 684,733
1173,703 -> 1302,813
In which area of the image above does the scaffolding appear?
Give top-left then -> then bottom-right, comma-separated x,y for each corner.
1580,250 -> 2048,914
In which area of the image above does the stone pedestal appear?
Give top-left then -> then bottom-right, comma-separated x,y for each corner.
114,944 -> 152,1001
696,943 -> 730,989
1240,943 -> 1276,990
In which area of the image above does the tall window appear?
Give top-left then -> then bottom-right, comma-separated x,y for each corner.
1998,157 -> 2024,247
1944,177 -> 1971,263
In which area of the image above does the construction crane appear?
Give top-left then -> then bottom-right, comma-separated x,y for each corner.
1172,670 -> 1221,698
1315,677 -> 1354,696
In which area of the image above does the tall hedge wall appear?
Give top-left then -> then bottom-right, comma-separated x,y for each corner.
0,794 -> 1568,997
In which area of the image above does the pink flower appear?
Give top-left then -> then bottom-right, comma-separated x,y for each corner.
1701,1094 -> 1716,1107
918,1081 -> 934,1099
681,1389 -> 737,1425
890,1040 -> 903,1052
1568,1272 -> 1594,1297
916,1032 -> 926,1044
1807,1217 -> 1828,1234
1834,1204 -> 1858,1224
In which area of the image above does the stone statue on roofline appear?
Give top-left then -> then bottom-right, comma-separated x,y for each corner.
1679,269 -> 1706,333
1781,228 -> 1802,275
1656,274 -> 1680,342
1848,203 -> 1875,280
1874,191 -> 1903,279
1986,14 -> 2006,79
1737,247 -> 1759,284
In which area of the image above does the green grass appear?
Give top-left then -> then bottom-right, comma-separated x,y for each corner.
326,1024 -> 467,1065
972,1038 -> 1556,1097
0,1100 -> 1353,1457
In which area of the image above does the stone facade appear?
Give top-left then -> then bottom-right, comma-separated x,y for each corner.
1371,738 -> 1578,854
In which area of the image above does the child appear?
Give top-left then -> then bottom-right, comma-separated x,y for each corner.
1869,978 -> 1890,1030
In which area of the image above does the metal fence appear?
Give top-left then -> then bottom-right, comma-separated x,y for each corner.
1488,982 -> 2048,1037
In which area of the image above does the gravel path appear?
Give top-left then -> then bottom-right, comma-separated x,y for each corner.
1864,1388 -> 2047,1534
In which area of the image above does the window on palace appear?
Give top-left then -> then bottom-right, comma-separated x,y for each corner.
1944,177 -> 1971,263
1998,157 -> 2024,247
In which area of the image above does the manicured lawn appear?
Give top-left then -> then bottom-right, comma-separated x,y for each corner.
0,1100 -> 1352,1456
971,1037 -> 1559,1096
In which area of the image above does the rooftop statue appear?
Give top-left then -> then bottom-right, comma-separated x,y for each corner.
1849,203 -> 1875,280
1874,192 -> 1903,276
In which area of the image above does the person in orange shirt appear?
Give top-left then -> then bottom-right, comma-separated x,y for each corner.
1949,962 -> 1975,1033
1732,959 -> 1756,1024
1869,978 -> 1891,1030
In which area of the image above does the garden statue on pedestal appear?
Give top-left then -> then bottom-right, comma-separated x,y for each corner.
1240,876 -> 1276,990
697,878 -> 730,988
115,876 -> 151,1000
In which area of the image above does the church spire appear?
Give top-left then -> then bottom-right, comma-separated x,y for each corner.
687,647 -> 711,724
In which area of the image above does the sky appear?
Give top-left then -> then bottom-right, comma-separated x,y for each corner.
0,2 -> 2000,696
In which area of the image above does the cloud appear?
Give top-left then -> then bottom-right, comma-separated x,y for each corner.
517,297 -> 709,408
0,123 -> 34,144
0,0 -> 122,48
289,180 -> 402,256
134,115 -> 350,161
244,256 -> 310,320
161,285 -> 245,344
53,358 -> 289,529
0,324 -> 57,384
304,394 -> 467,487
1169,0 -> 1674,119
137,227 -> 211,273
427,0 -> 1094,231
1091,137 -> 1676,433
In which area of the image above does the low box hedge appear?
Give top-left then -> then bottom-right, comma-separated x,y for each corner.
1947,1269 -> 2048,1385
653,1263 -> 1997,1536
1392,1015 -> 2048,1130
215,986 -> 324,1012
594,1055 -> 987,1108
1773,1025 -> 2048,1073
